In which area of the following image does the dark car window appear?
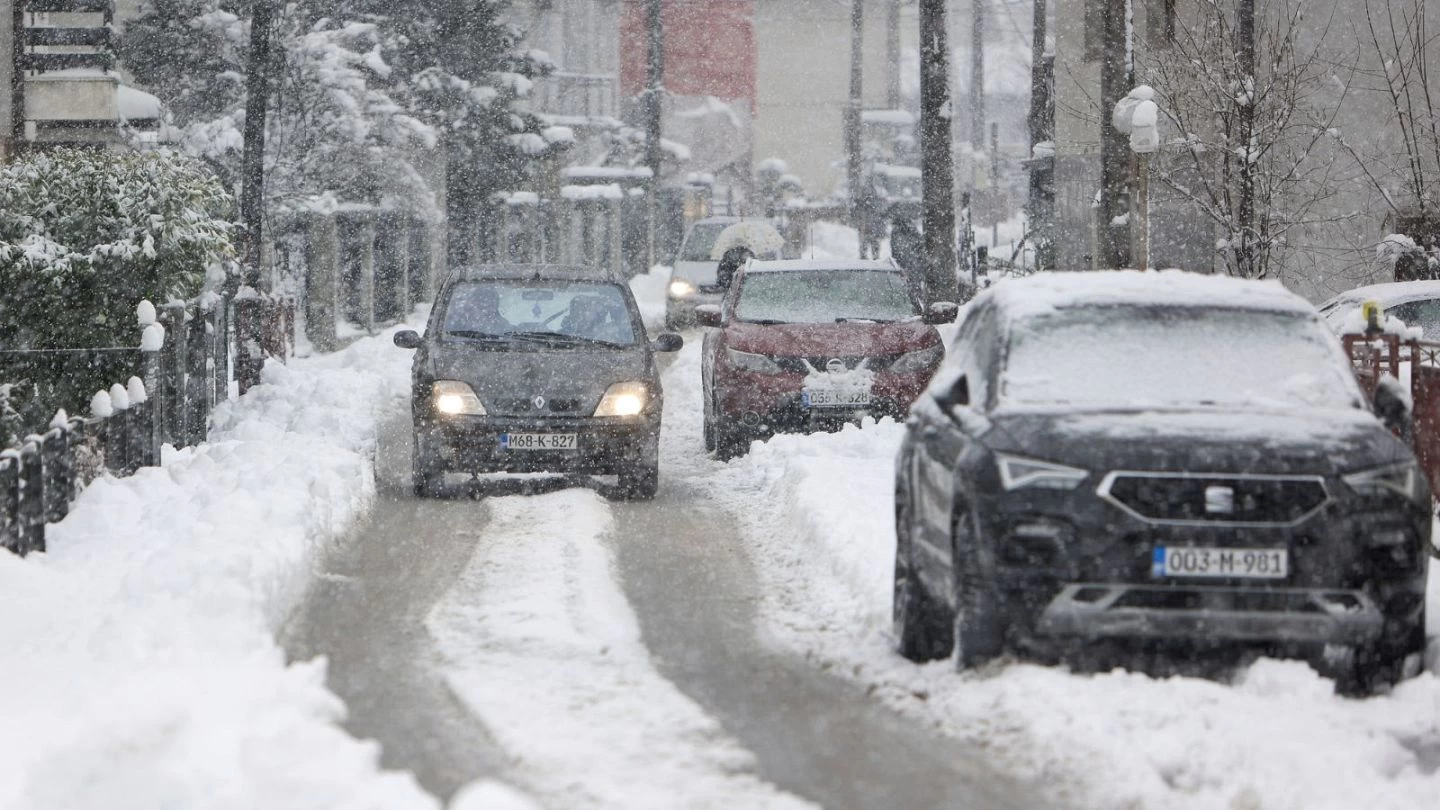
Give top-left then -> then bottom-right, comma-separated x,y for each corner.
442,281 -> 641,346
1386,298 -> 1440,338
677,223 -> 731,261
733,270 -> 917,323
1001,306 -> 1365,410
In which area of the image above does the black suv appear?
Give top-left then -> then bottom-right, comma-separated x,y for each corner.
893,272 -> 1433,693
394,265 -> 682,499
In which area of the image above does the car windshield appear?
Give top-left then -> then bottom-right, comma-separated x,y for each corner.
1001,306 -> 1365,410
441,280 -> 639,346
677,223 -> 731,261
733,269 -> 916,324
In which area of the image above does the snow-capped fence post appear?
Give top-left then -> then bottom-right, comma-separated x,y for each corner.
106,383 -> 131,475
140,302 -> 166,468
305,212 -> 339,353
41,416 -> 74,526
0,451 -> 20,554
159,302 -> 188,448
16,439 -> 45,555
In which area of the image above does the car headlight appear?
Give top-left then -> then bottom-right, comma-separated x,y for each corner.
889,344 -> 944,375
1343,461 -> 1425,499
997,454 -> 1088,491
668,279 -> 696,298
432,380 -> 486,416
594,381 -> 650,416
725,348 -> 783,375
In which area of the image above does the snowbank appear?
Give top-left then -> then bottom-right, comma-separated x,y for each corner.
657,335 -> 1440,810
0,324 -> 436,809
426,491 -> 814,810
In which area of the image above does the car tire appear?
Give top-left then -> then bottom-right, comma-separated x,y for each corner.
614,432 -> 661,501
894,483 -> 955,661
1344,604 -> 1427,695
412,434 -> 444,499
702,391 -> 717,452
713,419 -> 748,460
952,509 -> 1006,671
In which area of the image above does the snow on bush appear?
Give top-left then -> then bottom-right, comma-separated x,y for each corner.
0,326 -> 435,810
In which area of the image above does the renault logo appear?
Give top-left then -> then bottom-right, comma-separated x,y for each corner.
1204,485 -> 1235,514
532,395 -> 546,410
825,358 -> 846,374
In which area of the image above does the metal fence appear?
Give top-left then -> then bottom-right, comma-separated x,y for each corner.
0,292 -> 294,556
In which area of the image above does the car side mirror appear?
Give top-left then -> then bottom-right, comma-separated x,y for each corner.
695,305 -> 723,328
934,373 -> 969,409
924,301 -> 959,325
393,329 -> 423,349
650,332 -> 684,353
1374,376 -> 1413,441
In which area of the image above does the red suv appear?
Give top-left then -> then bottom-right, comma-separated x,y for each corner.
698,259 -> 956,458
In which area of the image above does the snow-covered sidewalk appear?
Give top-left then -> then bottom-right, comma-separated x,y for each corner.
0,325 -> 437,809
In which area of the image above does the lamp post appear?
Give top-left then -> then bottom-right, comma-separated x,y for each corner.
1113,86 -> 1160,271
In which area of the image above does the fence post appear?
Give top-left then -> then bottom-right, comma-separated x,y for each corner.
215,295 -> 231,406
108,383 -> 132,474
160,302 -> 187,446
185,309 -> 208,447
41,420 -> 71,525
0,452 -> 18,554
18,439 -> 44,555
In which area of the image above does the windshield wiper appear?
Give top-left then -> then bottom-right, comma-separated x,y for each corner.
739,318 -> 788,325
505,331 -> 628,349
835,317 -> 891,323
446,330 -> 513,343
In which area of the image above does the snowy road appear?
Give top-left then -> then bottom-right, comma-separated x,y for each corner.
286,340 -> 1043,809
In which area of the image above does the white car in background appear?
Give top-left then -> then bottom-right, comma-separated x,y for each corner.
665,216 -> 780,328
1318,280 -> 1440,338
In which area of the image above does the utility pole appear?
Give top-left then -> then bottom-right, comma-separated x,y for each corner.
239,0 -> 275,283
1027,0 -> 1053,270
1235,0 -> 1256,276
644,0 -> 663,269
846,0 -> 865,253
9,0 -> 26,159
918,0 -> 958,303
886,0 -> 901,109
1098,0 -> 1130,270
970,0 -> 984,151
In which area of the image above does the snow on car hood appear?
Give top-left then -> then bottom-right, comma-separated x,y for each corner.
724,320 -> 938,357
987,406 -> 1410,477
429,342 -> 653,410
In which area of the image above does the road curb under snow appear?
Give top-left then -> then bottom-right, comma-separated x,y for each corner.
0,325 -> 440,810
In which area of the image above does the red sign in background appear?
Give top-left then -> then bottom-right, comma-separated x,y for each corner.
619,0 -> 756,105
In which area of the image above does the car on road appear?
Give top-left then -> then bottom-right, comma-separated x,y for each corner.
666,216 -> 780,328
893,271 -> 1433,694
699,258 -> 957,459
1318,280 -> 1440,338
394,264 -> 683,500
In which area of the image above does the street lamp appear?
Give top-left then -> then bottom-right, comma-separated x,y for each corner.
1112,85 -> 1160,271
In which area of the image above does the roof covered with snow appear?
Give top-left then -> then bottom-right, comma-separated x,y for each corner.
983,270 -> 1319,321
743,258 -> 900,274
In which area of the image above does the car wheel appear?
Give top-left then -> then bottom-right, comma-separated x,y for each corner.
952,509 -> 1006,671
702,390 -> 717,452
894,482 -> 955,661
412,433 -> 444,499
713,417 -> 748,461
1343,603 -> 1426,695
614,432 -> 660,501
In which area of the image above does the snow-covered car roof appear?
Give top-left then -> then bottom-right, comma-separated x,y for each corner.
742,258 -> 901,274
980,270 -> 1318,321
1317,280 -> 1440,311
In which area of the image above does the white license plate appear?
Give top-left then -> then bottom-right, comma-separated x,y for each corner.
802,389 -> 872,408
499,433 -> 578,451
1152,546 -> 1289,579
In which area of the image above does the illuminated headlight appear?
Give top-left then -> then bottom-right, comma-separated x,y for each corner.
997,454 -> 1088,491
668,279 -> 697,298
725,348 -> 783,375
432,381 -> 486,416
594,381 -> 649,417
889,344 -> 944,375
1343,462 -> 1424,499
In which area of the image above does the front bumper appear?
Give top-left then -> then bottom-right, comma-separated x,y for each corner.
418,414 -> 658,475
713,369 -> 931,433
1037,583 -> 1385,645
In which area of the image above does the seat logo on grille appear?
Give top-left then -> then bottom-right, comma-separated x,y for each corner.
1204,485 -> 1235,514
532,395 -> 546,410
825,358 -> 846,373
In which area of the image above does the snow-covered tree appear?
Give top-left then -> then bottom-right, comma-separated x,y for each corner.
0,149 -> 235,426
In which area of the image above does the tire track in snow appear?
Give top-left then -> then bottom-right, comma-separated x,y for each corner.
426,489 -> 817,810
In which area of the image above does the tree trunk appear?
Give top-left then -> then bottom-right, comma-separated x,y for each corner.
847,0 -> 864,245
240,0 -> 275,286
1235,0 -> 1258,276
919,0 -> 959,303
1098,0 -> 1131,269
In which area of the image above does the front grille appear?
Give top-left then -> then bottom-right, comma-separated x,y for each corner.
491,397 -> 584,415
1099,473 -> 1328,525
771,354 -> 898,374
